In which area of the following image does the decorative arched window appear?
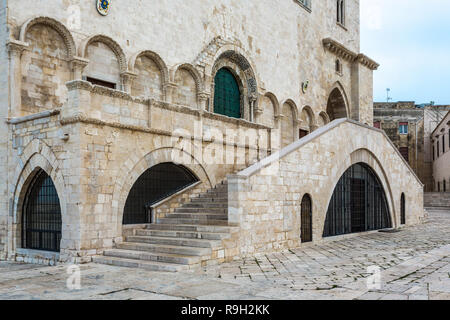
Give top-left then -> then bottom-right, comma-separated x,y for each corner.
214,68 -> 241,119
23,169 -> 62,252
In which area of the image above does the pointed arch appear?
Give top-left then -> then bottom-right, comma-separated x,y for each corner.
327,81 -> 350,121
19,16 -> 76,58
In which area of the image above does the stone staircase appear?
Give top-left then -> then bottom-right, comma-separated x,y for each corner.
93,180 -> 238,272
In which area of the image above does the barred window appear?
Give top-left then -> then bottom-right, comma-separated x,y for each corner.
296,0 -> 311,11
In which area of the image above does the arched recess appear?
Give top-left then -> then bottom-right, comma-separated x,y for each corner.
256,92 -> 279,128
129,50 -> 169,101
111,147 -> 213,235
172,63 -> 203,108
323,162 -> 392,237
299,106 -> 316,133
19,16 -> 76,57
326,82 -> 349,121
301,194 -> 313,243
280,100 -> 299,148
317,111 -> 331,127
20,17 -> 75,113
79,35 -> 127,88
11,140 -> 69,254
209,48 -> 258,120
123,163 -> 199,224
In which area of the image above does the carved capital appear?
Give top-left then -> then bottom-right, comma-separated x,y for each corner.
197,91 -> 210,101
7,40 -> 28,57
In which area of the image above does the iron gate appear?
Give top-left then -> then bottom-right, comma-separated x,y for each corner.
323,163 -> 392,237
22,169 -> 62,252
123,162 -> 199,225
301,194 -> 312,243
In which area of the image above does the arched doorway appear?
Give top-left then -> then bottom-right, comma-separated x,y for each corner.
401,193 -> 406,225
22,169 -> 62,252
327,87 -> 348,120
323,163 -> 392,237
301,194 -> 313,243
123,162 -> 199,224
214,68 -> 241,118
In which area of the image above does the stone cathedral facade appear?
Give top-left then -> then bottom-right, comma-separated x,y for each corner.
0,0 -> 424,269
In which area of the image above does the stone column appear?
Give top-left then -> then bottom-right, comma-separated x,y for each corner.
7,40 -> 28,118
70,56 -> 89,81
197,92 -> 210,111
165,82 -> 178,104
249,94 -> 257,122
120,71 -> 137,93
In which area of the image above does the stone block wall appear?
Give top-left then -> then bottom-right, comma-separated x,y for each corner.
228,119 -> 425,257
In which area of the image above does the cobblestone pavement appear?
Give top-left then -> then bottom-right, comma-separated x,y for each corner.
0,209 -> 449,300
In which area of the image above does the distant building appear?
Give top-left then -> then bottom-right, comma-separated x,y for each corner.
374,102 -> 450,191
431,111 -> 450,192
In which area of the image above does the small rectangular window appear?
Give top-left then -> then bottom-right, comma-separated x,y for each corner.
299,129 -> 309,138
443,135 -> 446,154
374,121 -> 381,129
437,141 -> 440,158
433,146 -> 435,161
399,122 -> 408,135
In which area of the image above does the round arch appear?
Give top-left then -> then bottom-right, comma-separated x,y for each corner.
129,50 -> 169,86
111,147 -> 213,236
78,34 -> 127,73
299,105 -> 316,130
318,148 -> 396,239
11,140 -> 69,254
19,16 -> 76,58
171,63 -> 204,93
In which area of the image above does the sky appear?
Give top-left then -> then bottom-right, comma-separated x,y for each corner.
360,0 -> 450,105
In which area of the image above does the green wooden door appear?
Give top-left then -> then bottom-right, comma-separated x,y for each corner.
214,68 -> 241,118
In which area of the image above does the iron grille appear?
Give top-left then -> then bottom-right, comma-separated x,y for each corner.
401,193 -> 406,225
301,194 -> 312,243
323,163 -> 392,237
22,170 -> 62,252
123,162 -> 199,225
214,68 -> 241,119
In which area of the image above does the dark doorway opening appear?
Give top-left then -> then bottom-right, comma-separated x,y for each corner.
323,163 -> 392,237
301,194 -> 312,243
123,162 -> 199,225
22,169 -> 62,252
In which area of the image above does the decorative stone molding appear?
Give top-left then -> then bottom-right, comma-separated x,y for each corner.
202,111 -> 271,130
120,71 -> 138,93
19,16 -> 76,57
322,38 -> 379,70
7,109 -> 61,125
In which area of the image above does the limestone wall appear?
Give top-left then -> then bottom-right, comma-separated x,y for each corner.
424,193 -> 450,208
228,119 -> 425,257
0,0 -> 8,259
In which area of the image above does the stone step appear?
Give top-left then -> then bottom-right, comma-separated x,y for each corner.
189,198 -> 228,204
165,213 -> 228,220
103,248 -> 202,265
136,229 -> 231,240
126,235 -> 223,249
146,223 -> 238,233
157,218 -> 230,226
174,207 -> 227,213
92,255 -> 189,272
182,202 -> 228,208
117,241 -> 211,256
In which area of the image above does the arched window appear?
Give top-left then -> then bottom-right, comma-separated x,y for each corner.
123,163 -> 199,224
401,193 -> 406,225
214,68 -> 241,119
337,0 -> 345,25
335,59 -> 342,74
323,163 -> 392,237
23,169 -> 62,252
301,194 -> 313,243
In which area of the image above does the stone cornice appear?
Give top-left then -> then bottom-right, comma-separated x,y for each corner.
202,111 -> 271,130
322,38 -> 379,70
6,40 -> 29,55
7,109 -> 60,125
